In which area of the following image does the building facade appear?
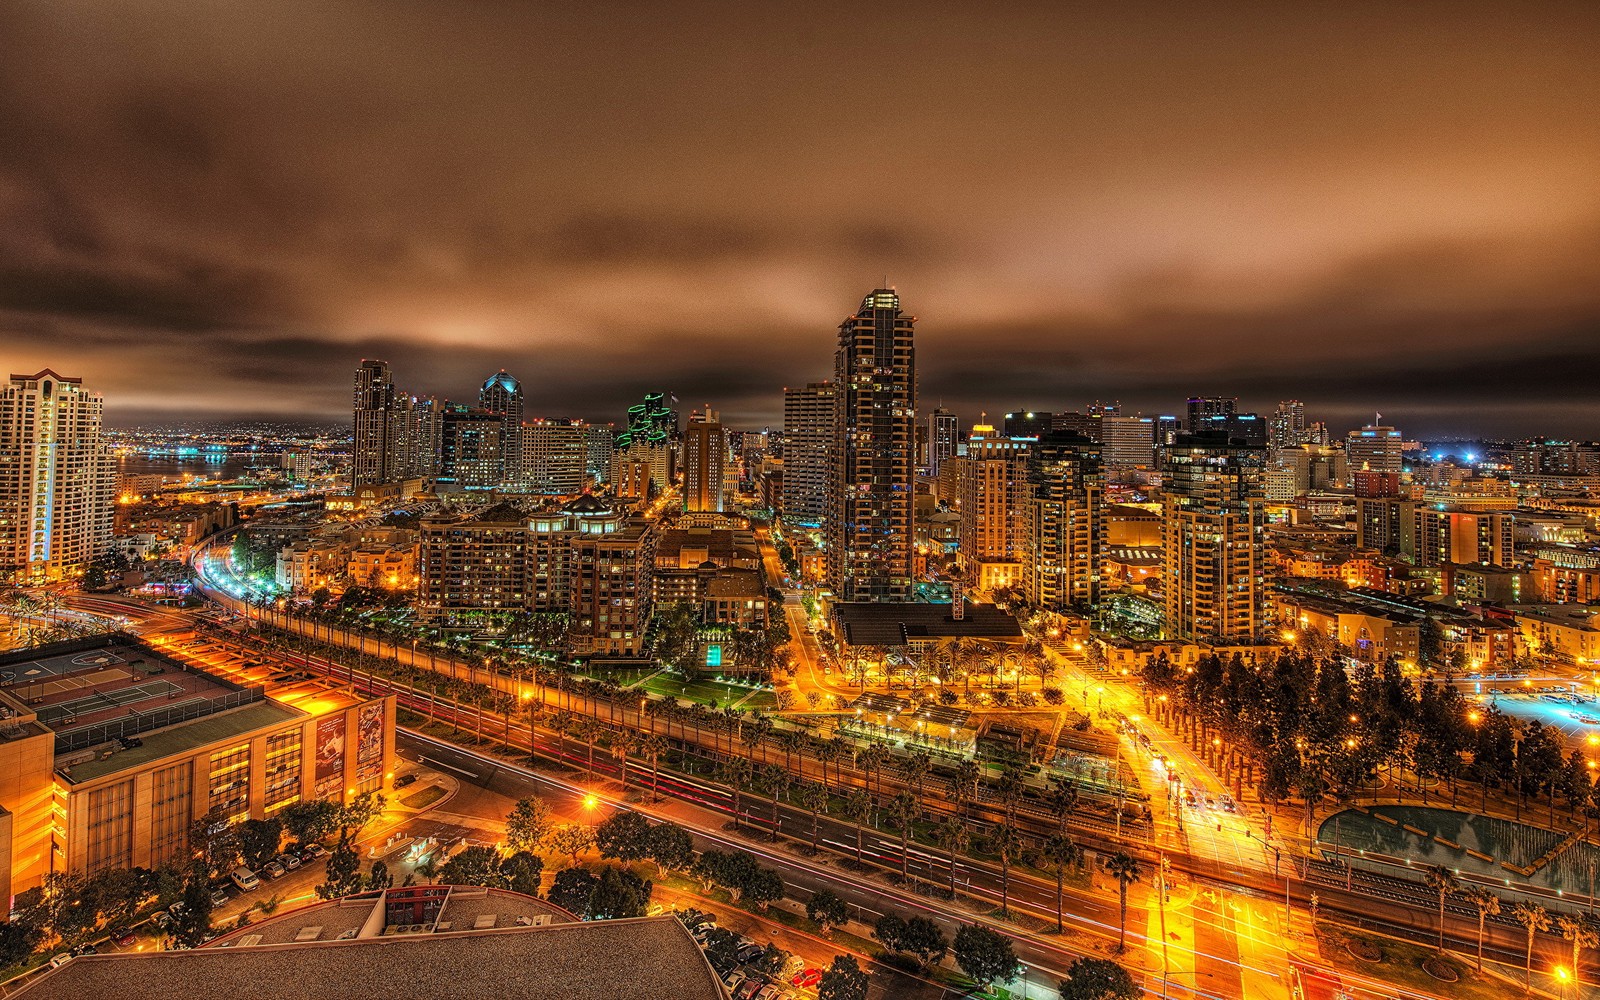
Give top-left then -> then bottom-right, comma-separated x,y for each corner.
1024,431 -> 1104,611
479,371 -> 525,483
1161,433 -> 1267,642
681,409 -> 727,513
781,382 -> 834,526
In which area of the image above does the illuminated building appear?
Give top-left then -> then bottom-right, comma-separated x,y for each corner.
351,360 -> 396,486
479,370 -> 524,483
0,369 -> 115,582
520,420 -> 587,495
681,408 -> 727,513
583,423 -> 615,485
1185,395 -> 1236,430
1269,399 -> 1308,454
926,405 -> 958,474
1002,411 -> 1054,438
1024,431 -> 1104,610
1161,432 -> 1266,642
1345,423 -> 1403,475
439,406 -> 505,489
827,288 -> 916,602
781,381 -> 834,527
1099,415 -> 1155,469
947,422 -> 1030,590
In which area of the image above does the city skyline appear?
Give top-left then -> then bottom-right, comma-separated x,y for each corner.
2,4 -> 1599,435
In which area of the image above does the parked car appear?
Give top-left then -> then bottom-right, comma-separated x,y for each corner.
109,927 -> 137,947
49,954 -> 72,969
210,888 -> 229,908
736,943 -> 765,963
302,843 -> 328,860
791,968 -> 822,988
394,773 -> 418,788
279,853 -> 302,871
262,860 -> 286,880
230,867 -> 261,892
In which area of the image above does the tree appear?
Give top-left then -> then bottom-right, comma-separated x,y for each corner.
338,792 -> 386,838
0,920 -> 40,968
989,823 -> 1022,918
545,824 -> 595,868
800,782 -> 830,851
317,836 -> 365,899
1558,913 -> 1598,991
170,863 -> 216,947
547,867 -> 598,916
280,800 -> 342,846
703,927 -> 745,971
1463,886 -> 1501,971
587,865 -> 652,920
887,791 -> 919,880
743,867 -> 785,911
647,822 -> 695,874
953,924 -> 1020,991
933,814 -> 970,898
501,850 -> 544,897
842,790 -> 873,862
898,915 -> 949,971
817,954 -> 870,1000
874,914 -> 908,955
504,795 -> 553,853
1423,865 -> 1460,952
438,846 -> 510,889
595,811 -> 655,864
366,860 -> 393,891
806,888 -> 849,937
1511,901 -> 1550,989
1058,956 -> 1139,1000
237,818 -> 283,870
1042,834 -> 1082,934
1102,852 -> 1143,952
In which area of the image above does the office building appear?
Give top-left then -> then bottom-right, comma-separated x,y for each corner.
583,423 -> 615,485
781,382 -> 834,527
1185,396 -> 1237,430
478,371 -> 524,483
1100,415 -> 1155,469
521,421 -> 587,495
927,406 -> 958,473
0,369 -> 115,582
439,407 -> 505,488
948,423 -> 1031,590
827,289 -> 916,602
1024,431 -> 1104,611
352,360 -> 397,486
1346,424 -> 1403,475
1161,432 -> 1267,642
681,408 -> 727,513
1270,400 -> 1308,454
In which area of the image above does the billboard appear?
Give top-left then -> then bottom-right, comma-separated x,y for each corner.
314,715 -> 346,799
356,701 -> 385,783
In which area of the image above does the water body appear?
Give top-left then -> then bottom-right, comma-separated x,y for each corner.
1320,805 -> 1600,895
118,454 -> 265,482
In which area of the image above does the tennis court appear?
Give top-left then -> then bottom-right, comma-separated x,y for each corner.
36,679 -> 185,727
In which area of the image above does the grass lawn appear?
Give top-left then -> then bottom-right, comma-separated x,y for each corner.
401,785 -> 447,810
1314,921 -> 1512,1000
641,674 -> 775,710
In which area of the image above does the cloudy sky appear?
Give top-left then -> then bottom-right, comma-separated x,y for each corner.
2,2 -> 1597,436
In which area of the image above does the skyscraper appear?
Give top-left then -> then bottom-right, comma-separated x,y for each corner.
1024,431 -> 1104,611
1161,432 -> 1266,642
1270,400 -> 1308,454
926,406 -> 958,474
1099,415 -> 1155,469
352,360 -> 396,486
682,408 -> 727,513
1185,395 -> 1237,430
782,382 -> 834,527
0,369 -> 115,582
479,370 -> 524,483
827,289 -> 916,602
1346,423 -> 1403,475
522,420 -> 588,494
439,406 -> 505,488
949,422 -> 1031,590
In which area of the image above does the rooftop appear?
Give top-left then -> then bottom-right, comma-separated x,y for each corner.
832,601 -> 1023,647
17,914 -> 724,1000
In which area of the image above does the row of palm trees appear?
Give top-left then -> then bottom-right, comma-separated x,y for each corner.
1425,863 -> 1600,988
838,635 -> 1052,694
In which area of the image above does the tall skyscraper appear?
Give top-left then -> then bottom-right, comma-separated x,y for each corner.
583,423 -> 615,485
926,406 -> 958,474
782,382 -> 834,527
1185,395 -> 1237,430
1161,432 -> 1266,642
478,370 -> 524,483
1270,400 -> 1308,454
0,369 -> 115,582
949,422 -> 1031,590
827,288 -> 916,602
1346,423 -> 1404,475
439,406 -> 505,488
522,420 -> 588,494
1024,431 -> 1104,611
682,408 -> 727,513
352,360 -> 396,486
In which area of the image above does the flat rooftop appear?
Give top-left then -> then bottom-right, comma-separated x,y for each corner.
832,600 -> 1024,647
18,915 -> 725,1000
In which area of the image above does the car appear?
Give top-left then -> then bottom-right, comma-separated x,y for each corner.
49,954 -> 72,969
109,927 -> 137,947
262,860 -> 286,880
279,853 -> 302,871
752,987 -> 783,1000
302,843 -> 328,859
736,943 -> 765,963
149,909 -> 171,929
210,888 -> 229,908
735,981 -> 764,1000
722,971 -> 748,992
394,773 -> 418,788
791,968 -> 822,988
230,867 -> 261,892
70,945 -> 98,958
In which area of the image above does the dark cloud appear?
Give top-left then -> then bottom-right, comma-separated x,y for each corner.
0,1 -> 1597,437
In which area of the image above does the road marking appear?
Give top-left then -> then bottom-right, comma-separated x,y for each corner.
418,754 -> 480,780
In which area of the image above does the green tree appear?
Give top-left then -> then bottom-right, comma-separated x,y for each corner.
504,795 -> 553,853
953,924 -> 1020,991
1042,834 -> 1082,934
546,867 -> 598,916
0,920 -> 40,968
500,850 -> 545,897
647,822 -> 695,873
817,954 -> 870,1000
1463,886 -> 1501,971
170,863 -> 216,947
366,860 -> 393,891
988,823 -> 1022,918
237,818 -> 283,870
316,836 -> 365,899
842,789 -> 873,862
545,824 -> 595,868
438,846 -> 510,889
1058,956 -> 1139,1000
1102,852 -> 1142,952
887,791 -> 918,880
1423,865 -> 1460,952
743,867 -> 785,911
703,927 -> 745,970
1558,913 -> 1598,992
894,915 -> 948,971
280,800 -> 342,846
595,811 -> 655,864
806,888 -> 849,936
587,865 -> 652,920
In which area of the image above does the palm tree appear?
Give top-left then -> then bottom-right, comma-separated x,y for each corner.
722,758 -> 754,830
611,730 -> 639,789
641,734 -> 667,802
887,791 -> 918,880
842,790 -> 873,862
996,766 -> 1026,826
952,759 -> 981,821
1042,833 -> 1081,934
1424,865 -> 1460,952
903,751 -> 933,805
932,815 -> 969,898
1512,901 -> 1550,989
1044,778 -> 1079,840
777,729 -> 805,772
1103,851 -> 1143,952
762,765 -> 792,841
1558,912 -> 1598,990
861,743 -> 890,802
990,822 -> 1022,918
1463,886 -> 1501,971
800,782 -> 829,851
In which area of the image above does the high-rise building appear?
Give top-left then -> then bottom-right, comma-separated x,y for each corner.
479,371 -> 524,484
947,423 -> 1030,590
927,406 -> 958,474
583,424 -> 615,485
781,381 -> 834,527
352,360 -> 397,486
439,407 -> 505,488
1100,415 -> 1155,469
1024,431 -> 1103,611
521,420 -> 588,494
1185,396 -> 1237,430
1270,400 -> 1308,454
826,288 -> 916,602
1003,411 -> 1055,439
1161,432 -> 1266,642
682,408 -> 727,513
0,369 -> 115,582
1346,424 -> 1403,475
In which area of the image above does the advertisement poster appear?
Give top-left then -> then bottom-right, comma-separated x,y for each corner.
314,715 -> 346,798
357,702 -> 384,764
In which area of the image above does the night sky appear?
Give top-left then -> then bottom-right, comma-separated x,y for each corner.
3,2 -> 1598,436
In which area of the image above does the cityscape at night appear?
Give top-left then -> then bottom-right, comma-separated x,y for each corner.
2,4 -> 1599,999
